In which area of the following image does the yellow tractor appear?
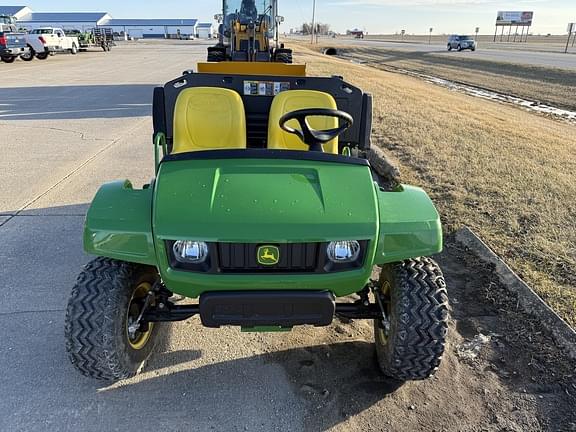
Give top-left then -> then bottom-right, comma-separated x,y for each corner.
208,0 -> 292,63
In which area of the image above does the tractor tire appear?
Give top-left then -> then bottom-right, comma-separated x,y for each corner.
1,56 -> 16,63
20,46 -> 35,61
275,52 -> 293,64
70,43 -> 78,55
65,257 -> 164,381
373,257 -> 449,381
36,52 -> 49,60
207,50 -> 225,62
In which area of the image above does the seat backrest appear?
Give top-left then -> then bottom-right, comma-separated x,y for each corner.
267,90 -> 339,154
172,87 -> 246,154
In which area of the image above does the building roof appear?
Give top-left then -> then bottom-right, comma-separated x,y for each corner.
18,12 -> 109,23
103,18 -> 198,27
0,5 -> 28,16
196,22 -> 213,28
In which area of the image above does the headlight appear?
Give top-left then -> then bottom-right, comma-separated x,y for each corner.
173,241 -> 209,264
327,241 -> 361,263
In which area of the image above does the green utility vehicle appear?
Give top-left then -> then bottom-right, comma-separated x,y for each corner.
65,62 -> 448,383
66,28 -> 113,52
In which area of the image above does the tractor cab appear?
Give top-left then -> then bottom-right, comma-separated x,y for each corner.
209,0 -> 292,63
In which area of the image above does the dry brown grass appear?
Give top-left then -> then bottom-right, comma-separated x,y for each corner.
327,46 -> 576,111
290,39 -> 576,110
294,46 -> 576,328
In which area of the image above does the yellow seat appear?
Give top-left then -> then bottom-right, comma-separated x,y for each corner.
267,90 -> 339,154
172,87 -> 246,154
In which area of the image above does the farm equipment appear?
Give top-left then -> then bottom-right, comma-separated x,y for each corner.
65,60 -> 449,383
67,28 -> 114,52
208,0 -> 292,62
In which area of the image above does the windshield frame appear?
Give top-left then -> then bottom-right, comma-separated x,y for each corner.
224,0 -> 271,17
30,29 -> 54,34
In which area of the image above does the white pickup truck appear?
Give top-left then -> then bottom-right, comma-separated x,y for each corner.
24,27 -> 79,59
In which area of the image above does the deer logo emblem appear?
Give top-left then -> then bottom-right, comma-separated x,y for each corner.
257,245 -> 279,265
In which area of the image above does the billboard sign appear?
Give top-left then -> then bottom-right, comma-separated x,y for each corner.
496,11 -> 534,26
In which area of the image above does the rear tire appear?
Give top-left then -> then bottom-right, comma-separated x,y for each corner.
207,50 -> 225,62
447,44 -> 452,51
374,257 -> 449,381
65,257 -> 164,381
36,52 -> 49,60
1,56 -> 16,63
20,46 -> 35,61
70,43 -> 78,55
457,44 -> 462,51
275,51 -> 293,64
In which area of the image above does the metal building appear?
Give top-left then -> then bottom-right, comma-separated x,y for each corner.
0,5 -> 31,20
0,5 -> 203,39
196,22 -> 214,39
104,19 -> 198,39
16,12 -> 111,32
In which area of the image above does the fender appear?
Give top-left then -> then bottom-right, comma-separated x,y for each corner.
83,180 -> 156,265
375,185 -> 442,265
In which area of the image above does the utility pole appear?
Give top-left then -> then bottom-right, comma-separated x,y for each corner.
429,27 -> 433,44
311,0 -> 316,44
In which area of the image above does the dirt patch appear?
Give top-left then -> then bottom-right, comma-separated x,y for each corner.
262,240 -> 576,431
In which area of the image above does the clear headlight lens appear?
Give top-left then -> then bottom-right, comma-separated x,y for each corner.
326,240 -> 361,263
173,241 -> 209,263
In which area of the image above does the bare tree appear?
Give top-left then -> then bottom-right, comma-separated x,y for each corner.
301,22 -> 331,35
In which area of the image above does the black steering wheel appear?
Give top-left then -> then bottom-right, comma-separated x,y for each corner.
279,108 -> 353,152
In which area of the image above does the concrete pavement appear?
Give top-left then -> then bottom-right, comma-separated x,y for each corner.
0,41 -> 306,432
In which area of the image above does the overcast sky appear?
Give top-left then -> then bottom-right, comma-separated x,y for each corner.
23,0 -> 576,34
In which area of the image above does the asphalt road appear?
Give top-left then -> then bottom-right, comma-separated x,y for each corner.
1,41 -> 574,432
310,37 -> 576,70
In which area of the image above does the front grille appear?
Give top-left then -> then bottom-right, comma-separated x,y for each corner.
166,241 -> 368,274
218,243 -> 319,273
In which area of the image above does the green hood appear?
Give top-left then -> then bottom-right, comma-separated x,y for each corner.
153,158 -> 378,243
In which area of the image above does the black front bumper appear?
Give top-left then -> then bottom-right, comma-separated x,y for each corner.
199,291 -> 336,328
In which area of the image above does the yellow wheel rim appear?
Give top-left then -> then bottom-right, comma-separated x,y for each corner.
126,282 -> 154,350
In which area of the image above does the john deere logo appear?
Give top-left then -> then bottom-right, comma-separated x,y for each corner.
257,245 -> 279,265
